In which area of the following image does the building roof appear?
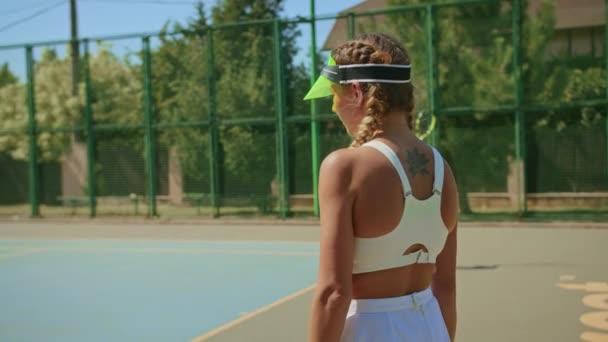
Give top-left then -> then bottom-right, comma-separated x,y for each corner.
322,0 -> 605,51
321,0 -> 386,50
530,0 -> 604,30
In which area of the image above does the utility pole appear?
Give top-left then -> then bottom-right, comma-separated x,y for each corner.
70,0 -> 79,96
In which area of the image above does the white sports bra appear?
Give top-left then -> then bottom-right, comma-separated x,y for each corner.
352,140 -> 449,274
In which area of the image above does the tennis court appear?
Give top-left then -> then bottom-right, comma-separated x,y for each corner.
1,221 -> 607,342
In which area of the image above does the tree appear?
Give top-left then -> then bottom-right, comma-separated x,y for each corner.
0,49 -> 80,161
151,0 -> 308,205
89,48 -> 142,128
0,63 -> 18,88
146,4 -> 214,197
0,47 -> 141,161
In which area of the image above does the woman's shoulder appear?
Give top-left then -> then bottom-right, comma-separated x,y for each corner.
320,145 -> 389,182
321,146 -> 383,168
320,148 -> 356,174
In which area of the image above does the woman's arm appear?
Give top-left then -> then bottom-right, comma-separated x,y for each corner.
308,150 -> 355,342
432,161 -> 459,341
432,224 -> 457,341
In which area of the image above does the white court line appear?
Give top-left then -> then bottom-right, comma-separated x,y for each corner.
0,238 -> 319,245
1,246 -> 318,257
190,284 -> 316,342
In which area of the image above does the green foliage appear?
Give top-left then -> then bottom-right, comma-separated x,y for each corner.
0,63 -> 18,88
150,0 -> 307,200
0,48 -> 80,161
521,0 -> 556,103
88,48 -> 142,127
377,0 -> 605,211
0,46 -> 141,161
212,1 -> 281,119
221,125 -> 275,188
0,83 -> 27,159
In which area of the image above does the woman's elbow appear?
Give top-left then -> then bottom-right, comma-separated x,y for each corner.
315,284 -> 352,309
432,278 -> 456,296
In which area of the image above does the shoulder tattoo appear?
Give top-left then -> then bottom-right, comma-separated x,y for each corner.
406,148 -> 430,177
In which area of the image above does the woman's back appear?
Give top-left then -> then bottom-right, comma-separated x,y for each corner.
341,134 -> 458,299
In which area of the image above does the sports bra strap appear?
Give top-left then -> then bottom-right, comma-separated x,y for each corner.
431,147 -> 444,194
363,140 -> 412,195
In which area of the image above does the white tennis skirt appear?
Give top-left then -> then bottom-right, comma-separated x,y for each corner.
340,287 -> 450,342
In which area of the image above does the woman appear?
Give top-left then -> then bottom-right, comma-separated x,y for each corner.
305,33 -> 458,342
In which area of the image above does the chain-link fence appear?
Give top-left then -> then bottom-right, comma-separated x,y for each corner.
0,0 -> 606,220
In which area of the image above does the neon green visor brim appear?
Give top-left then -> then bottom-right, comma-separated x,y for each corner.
303,76 -> 334,100
303,55 -> 337,100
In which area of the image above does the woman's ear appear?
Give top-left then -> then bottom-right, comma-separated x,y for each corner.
350,82 -> 365,107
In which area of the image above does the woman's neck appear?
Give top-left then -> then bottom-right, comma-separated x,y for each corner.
378,112 -> 414,136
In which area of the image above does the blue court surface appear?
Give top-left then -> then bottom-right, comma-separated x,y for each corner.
0,239 -> 319,341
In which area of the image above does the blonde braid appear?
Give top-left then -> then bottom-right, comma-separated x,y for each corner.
333,41 -> 392,148
350,84 -> 389,147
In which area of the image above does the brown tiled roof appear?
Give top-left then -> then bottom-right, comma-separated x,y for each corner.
321,0 -> 388,51
322,0 -> 605,51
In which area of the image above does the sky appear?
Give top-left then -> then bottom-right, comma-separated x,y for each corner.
0,0 -> 366,81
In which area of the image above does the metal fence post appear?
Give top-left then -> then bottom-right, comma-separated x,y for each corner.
83,39 -> 96,217
273,19 -> 290,218
512,0 -> 527,214
142,36 -> 157,217
207,30 -> 221,218
310,0 -> 321,216
26,45 -> 40,217
347,13 -> 355,39
605,0 -> 608,185
425,5 -> 439,146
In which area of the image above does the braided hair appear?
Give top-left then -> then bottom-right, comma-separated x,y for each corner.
331,33 -> 415,148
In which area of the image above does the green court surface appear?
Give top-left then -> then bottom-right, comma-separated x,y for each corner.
1,221 -> 607,342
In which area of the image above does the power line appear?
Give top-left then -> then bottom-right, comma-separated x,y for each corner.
79,0 -> 200,5
0,1 -> 67,34
0,1 -> 59,16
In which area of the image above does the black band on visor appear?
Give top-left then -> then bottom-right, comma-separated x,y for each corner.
320,64 -> 411,84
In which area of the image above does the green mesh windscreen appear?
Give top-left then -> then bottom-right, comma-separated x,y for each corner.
287,123 -> 313,213
35,130 -> 78,217
438,113 -> 515,214
0,144 -> 29,218
319,119 -> 351,160
288,123 -> 313,194
218,125 -> 277,215
37,159 -> 63,216
95,130 -> 147,216
156,128 -> 211,217
522,2 -> 607,212
525,108 -> 608,211
0,152 -> 28,205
